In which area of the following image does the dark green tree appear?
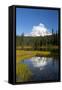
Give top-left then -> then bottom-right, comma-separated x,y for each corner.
21,33 -> 24,50
52,29 -> 54,45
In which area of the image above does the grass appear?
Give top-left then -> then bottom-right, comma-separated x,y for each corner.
16,63 -> 32,82
16,50 -> 51,63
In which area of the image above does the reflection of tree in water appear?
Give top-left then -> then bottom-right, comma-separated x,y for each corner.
51,57 -> 59,68
16,63 -> 32,82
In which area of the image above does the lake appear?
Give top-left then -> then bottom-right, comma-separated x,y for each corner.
17,56 -> 59,82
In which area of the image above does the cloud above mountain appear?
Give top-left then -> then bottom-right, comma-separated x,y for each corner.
25,23 -> 52,36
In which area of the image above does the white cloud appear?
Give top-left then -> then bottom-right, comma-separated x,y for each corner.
25,23 -> 52,36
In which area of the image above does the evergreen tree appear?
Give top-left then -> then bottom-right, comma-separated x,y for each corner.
21,33 -> 24,50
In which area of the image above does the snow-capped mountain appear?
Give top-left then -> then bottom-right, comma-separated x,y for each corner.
25,23 -> 52,37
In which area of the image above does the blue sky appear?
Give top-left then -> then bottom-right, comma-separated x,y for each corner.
16,8 -> 59,36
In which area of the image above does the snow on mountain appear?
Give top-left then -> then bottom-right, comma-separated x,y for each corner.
25,23 -> 52,37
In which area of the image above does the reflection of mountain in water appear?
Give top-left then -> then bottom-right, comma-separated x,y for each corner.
18,56 -> 59,81
31,57 -> 52,68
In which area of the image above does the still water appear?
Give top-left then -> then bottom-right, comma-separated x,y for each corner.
17,56 -> 59,82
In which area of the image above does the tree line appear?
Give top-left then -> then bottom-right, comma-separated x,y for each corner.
16,29 -> 59,52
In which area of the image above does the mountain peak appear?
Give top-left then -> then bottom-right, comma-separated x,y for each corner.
25,23 -> 52,37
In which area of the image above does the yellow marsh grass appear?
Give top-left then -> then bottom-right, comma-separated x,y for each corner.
16,63 -> 32,82
16,50 -> 51,63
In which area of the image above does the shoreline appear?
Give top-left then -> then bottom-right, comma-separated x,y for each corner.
16,50 -> 59,63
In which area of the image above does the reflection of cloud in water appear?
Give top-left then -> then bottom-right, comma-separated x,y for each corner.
31,57 -> 52,70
